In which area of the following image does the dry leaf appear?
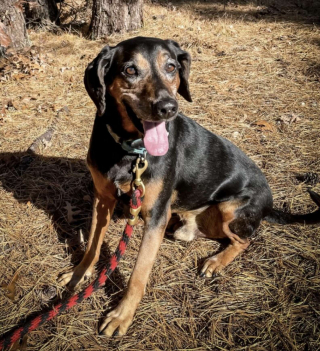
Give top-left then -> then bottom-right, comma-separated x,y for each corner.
296,172 -> 319,185
14,0 -> 24,11
64,201 -> 81,223
12,73 -> 27,80
58,106 -> 70,115
21,97 -> 31,104
20,97 -> 33,110
3,99 -> 18,111
37,285 -> 57,303
10,335 -> 28,351
1,271 -> 19,301
28,125 -> 57,153
60,67 -> 74,73
232,131 -> 240,139
0,47 -> 49,81
252,120 -> 276,132
277,113 -> 301,125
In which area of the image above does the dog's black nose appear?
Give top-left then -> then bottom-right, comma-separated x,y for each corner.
154,99 -> 178,119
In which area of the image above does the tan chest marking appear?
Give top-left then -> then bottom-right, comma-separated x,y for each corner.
141,180 -> 164,219
88,164 -> 116,200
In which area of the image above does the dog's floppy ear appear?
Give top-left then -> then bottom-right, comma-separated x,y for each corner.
84,45 -> 116,116
166,40 -> 192,102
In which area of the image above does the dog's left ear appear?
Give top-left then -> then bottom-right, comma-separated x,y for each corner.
84,45 -> 116,116
166,40 -> 192,102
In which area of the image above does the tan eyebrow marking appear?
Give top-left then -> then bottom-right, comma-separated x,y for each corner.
134,53 -> 151,71
155,50 -> 180,95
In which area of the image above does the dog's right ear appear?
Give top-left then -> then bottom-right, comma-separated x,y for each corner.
84,45 -> 116,116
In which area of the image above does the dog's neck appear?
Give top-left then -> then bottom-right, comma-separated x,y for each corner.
101,97 -> 143,144
106,123 -> 121,144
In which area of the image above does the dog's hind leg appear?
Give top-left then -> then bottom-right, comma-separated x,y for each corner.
171,207 -> 211,242
199,199 -> 261,278
172,211 -> 199,242
200,237 -> 249,278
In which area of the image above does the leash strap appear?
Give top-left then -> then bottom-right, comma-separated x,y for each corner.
0,157 -> 148,350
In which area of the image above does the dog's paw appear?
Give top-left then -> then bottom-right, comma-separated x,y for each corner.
99,302 -> 135,337
199,256 -> 224,278
173,226 -> 196,242
58,267 -> 93,288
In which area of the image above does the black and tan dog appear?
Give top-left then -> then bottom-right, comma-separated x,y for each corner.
59,37 -> 320,336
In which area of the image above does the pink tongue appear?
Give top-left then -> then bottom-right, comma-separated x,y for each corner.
143,121 -> 169,156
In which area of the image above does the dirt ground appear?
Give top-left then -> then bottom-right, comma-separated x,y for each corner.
1,0 -> 320,350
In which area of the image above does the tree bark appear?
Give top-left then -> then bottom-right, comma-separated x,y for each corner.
24,0 -> 59,25
89,0 -> 143,40
0,0 -> 29,54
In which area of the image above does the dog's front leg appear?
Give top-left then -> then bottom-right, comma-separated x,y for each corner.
99,203 -> 171,337
59,190 -> 116,288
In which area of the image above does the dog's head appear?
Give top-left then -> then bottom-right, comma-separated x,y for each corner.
84,37 -> 192,156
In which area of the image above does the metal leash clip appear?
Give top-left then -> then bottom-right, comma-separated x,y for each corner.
128,156 -> 148,226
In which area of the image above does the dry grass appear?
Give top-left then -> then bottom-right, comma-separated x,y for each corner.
1,0 -> 320,350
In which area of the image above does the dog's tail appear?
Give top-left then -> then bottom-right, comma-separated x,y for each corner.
264,189 -> 320,225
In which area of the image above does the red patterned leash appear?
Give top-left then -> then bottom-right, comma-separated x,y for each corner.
0,156 -> 148,350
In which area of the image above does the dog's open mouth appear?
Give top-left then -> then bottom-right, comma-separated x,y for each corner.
142,121 -> 169,156
124,101 -> 169,157
123,101 -> 144,133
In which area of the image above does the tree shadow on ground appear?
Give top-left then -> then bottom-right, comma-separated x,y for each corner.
39,0 -> 320,38
154,0 -> 320,25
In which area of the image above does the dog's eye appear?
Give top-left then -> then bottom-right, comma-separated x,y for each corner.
166,63 -> 176,73
125,66 -> 136,75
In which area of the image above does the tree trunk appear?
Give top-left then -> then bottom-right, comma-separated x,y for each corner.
25,0 -> 59,25
89,0 -> 143,40
0,0 -> 29,54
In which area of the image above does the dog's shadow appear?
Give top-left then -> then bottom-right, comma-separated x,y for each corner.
0,151 -> 126,296
0,150 -> 229,297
